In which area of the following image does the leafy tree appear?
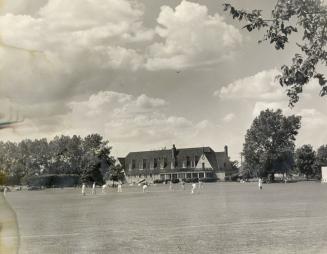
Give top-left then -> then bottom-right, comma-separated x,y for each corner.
243,109 -> 301,179
224,0 -> 327,106
295,144 -> 317,179
317,144 -> 327,166
80,151 -> 104,185
65,135 -> 83,175
80,134 -> 114,185
0,171 -> 6,185
48,135 -> 72,174
82,134 -> 114,177
0,134 -> 113,185
230,160 -> 240,173
107,164 -> 125,186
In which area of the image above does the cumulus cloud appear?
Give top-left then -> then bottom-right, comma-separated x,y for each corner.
0,0 -> 156,127
0,0 -> 152,69
0,0 -> 49,16
297,108 -> 327,129
216,69 -> 285,100
295,108 -> 327,148
251,101 -> 289,117
222,113 -> 235,123
145,0 -> 242,70
0,90 -> 216,155
62,91 -> 213,155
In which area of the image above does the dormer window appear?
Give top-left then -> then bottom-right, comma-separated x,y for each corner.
163,157 -> 168,168
186,156 -> 191,167
195,156 -> 199,166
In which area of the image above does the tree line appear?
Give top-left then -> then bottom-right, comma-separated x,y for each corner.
0,134 -> 117,185
242,109 -> 327,180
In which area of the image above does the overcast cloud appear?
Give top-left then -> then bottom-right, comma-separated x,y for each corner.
0,0 -> 327,160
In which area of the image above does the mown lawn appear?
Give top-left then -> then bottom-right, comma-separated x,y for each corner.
6,182 -> 327,254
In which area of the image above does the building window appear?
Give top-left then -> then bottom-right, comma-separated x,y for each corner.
132,160 -> 136,169
160,158 -> 164,169
154,158 -> 158,168
174,160 -> 178,168
163,157 -> 168,168
186,156 -> 191,167
142,159 -> 147,169
202,162 -> 205,170
195,156 -> 199,166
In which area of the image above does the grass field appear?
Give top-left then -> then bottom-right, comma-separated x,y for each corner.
5,182 -> 327,254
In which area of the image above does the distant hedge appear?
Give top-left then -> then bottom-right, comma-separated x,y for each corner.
22,174 -> 80,187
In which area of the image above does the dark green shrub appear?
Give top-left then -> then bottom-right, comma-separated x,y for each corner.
22,174 -> 80,187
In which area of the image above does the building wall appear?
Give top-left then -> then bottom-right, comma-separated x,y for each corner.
123,146 -> 231,180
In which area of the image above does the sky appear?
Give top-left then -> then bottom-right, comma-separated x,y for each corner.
0,0 -> 327,161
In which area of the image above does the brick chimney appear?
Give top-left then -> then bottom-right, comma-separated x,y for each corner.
224,145 -> 228,157
172,144 -> 177,159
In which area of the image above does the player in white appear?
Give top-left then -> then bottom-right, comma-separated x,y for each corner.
258,178 -> 263,190
81,183 -> 86,196
181,181 -> 185,190
142,183 -> 148,193
92,182 -> 96,195
117,182 -> 122,193
198,180 -> 203,190
191,183 -> 196,194
102,184 -> 107,193
169,181 -> 173,191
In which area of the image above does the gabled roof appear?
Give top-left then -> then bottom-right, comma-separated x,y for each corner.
126,149 -> 173,160
126,147 -> 211,161
122,146 -> 230,174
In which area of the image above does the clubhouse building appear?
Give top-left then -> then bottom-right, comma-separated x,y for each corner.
118,145 -> 232,183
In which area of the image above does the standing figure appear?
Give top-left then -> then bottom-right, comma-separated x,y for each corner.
3,186 -> 8,197
198,180 -> 203,190
92,182 -> 96,195
117,182 -> 122,193
81,183 -> 86,196
169,181 -> 173,191
142,183 -> 148,193
181,181 -> 185,190
191,183 -> 196,194
102,184 -> 107,193
258,178 -> 263,190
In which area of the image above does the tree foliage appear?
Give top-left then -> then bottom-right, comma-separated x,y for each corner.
0,134 -> 114,185
243,109 -> 301,178
317,144 -> 327,166
224,0 -> 327,106
107,164 -> 125,184
295,144 -> 317,179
